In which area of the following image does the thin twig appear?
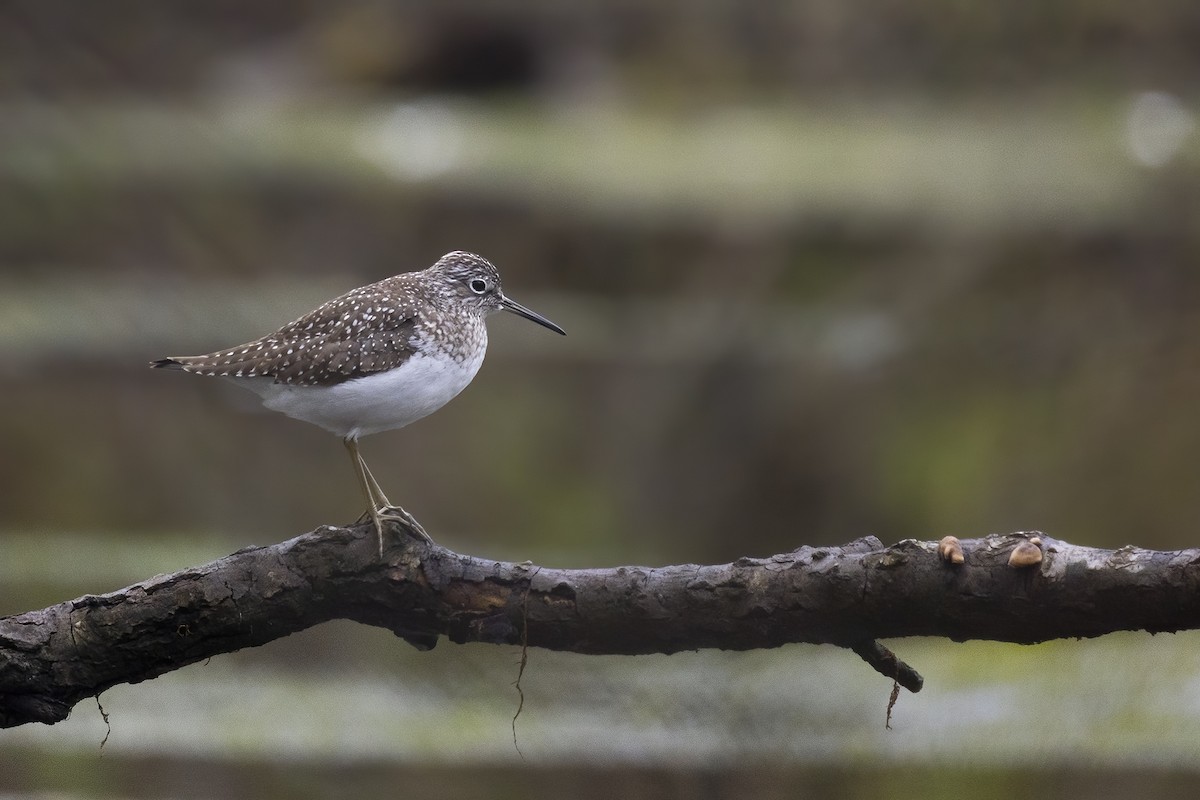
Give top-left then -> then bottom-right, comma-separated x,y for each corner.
511,566 -> 540,758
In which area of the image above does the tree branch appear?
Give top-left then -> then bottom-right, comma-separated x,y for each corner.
3,523 -> 1198,728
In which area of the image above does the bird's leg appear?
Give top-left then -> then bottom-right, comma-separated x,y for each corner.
345,437 -> 388,556
343,438 -> 432,552
360,458 -> 433,543
359,457 -> 392,509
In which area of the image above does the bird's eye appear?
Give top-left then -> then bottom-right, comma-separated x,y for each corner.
469,278 -> 489,294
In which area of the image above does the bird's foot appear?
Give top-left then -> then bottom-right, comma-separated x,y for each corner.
356,505 -> 433,555
378,505 -> 433,544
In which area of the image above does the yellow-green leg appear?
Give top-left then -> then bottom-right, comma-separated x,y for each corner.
343,437 -> 431,555
359,456 -> 392,510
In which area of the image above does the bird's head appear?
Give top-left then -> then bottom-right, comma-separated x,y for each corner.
430,251 -> 565,335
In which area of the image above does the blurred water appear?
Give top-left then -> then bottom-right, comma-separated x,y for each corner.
4,630 -> 1200,797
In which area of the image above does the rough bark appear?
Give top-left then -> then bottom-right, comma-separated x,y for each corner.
2,523 -> 1198,729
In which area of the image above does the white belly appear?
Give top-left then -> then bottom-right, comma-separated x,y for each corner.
245,349 -> 486,439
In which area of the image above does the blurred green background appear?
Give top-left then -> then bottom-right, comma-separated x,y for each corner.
4,2 -> 1200,797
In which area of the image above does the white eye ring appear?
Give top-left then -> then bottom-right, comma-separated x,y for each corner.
469,278 -> 489,294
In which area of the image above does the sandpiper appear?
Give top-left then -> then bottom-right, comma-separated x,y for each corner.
152,251 -> 565,553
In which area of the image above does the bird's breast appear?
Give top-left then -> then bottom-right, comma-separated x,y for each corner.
254,344 -> 487,439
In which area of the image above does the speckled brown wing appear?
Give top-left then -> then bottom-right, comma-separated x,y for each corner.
153,281 -> 423,387
261,314 -> 419,386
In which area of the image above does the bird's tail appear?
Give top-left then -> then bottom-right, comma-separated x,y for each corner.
149,358 -> 186,370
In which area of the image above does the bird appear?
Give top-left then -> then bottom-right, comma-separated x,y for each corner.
151,251 -> 565,554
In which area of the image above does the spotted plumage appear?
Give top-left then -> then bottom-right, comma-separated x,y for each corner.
152,251 -> 565,553
155,252 -> 501,388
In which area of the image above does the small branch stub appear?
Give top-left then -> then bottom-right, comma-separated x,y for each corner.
938,535 -> 965,564
1008,536 -> 1044,568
